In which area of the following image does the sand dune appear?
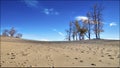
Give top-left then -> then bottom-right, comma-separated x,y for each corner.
0,37 -> 120,67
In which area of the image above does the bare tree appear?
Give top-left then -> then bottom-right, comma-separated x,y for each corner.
72,26 -> 76,41
74,20 -> 80,41
80,27 -> 88,40
9,27 -> 16,37
2,29 -> 9,37
69,22 -> 72,41
65,29 -> 69,41
16,33 -> 22,38
91,4 -> 104,39
86,12 -> 91,40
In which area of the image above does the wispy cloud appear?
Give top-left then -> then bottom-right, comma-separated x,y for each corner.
22,0 -> 59,15
43,8 -> 59,15
23,0 -> 39,8
58,32 -> 64,36
75,16 -> 88,21
53,29 -> 64,36
109,22 -> 117,27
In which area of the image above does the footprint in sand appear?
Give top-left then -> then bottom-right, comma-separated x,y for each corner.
117,54 -> 120,58
108,55 -> 111,57
109,57 -> 114,60
21,51 -> 30,56
81,51 -> 84,53
74,57 -> 78,60
1,61 -> 5,63
8,52 -> 16,59
101,55 -> 104,57
46,55 -> 54,66
91,63 -> 96,66
80,60 -> 83,63
99,60 -> 102,62
89,57 -> 91,59
66,55 -> 69,57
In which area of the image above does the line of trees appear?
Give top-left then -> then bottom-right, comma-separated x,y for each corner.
65,4 -> 104,41
1,27 -> 22,38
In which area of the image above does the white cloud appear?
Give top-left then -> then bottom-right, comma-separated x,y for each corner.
43,8 -> 59,15
58,32 -> 64,36
43,8 -> 49,15
53,29 -> 64,36
23,0 -> 39,8
75,16 -> 90,24
109,22 -> 117,27
75,16 -> 88,21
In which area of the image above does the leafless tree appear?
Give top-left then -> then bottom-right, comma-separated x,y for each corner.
9,27 -> 16,37
86,12 -> 91,40
80,27 -> 88,40
74,20 -> 80,41
72,26 -> 76,41
69,22 -> 72,41
65,29 -> 69,41
91,4 -> 104,39
2,29 -> 9,37
16,33 -> 22,38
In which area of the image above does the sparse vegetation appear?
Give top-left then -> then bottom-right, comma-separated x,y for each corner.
9,27 -> 16,37
65,4 -> 104,41
1,27 -> 22,38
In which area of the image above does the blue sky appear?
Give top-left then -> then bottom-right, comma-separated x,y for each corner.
1,0 -> 119,41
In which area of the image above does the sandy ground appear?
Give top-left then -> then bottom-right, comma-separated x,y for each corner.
0,37 -> 120,67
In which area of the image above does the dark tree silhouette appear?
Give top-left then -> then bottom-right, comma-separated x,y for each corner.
72,26 -> 76,41
86,12 -> 91,40
2,29 -> 9,37
69,22 -> 72,41
91,4 -> 104,39
65,4 -> 104,41
16,33 -> 22,38
80,27 -> 88,40
74,20 -> 81,40
9,27 -> 16,37
65,29 -> 69,41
